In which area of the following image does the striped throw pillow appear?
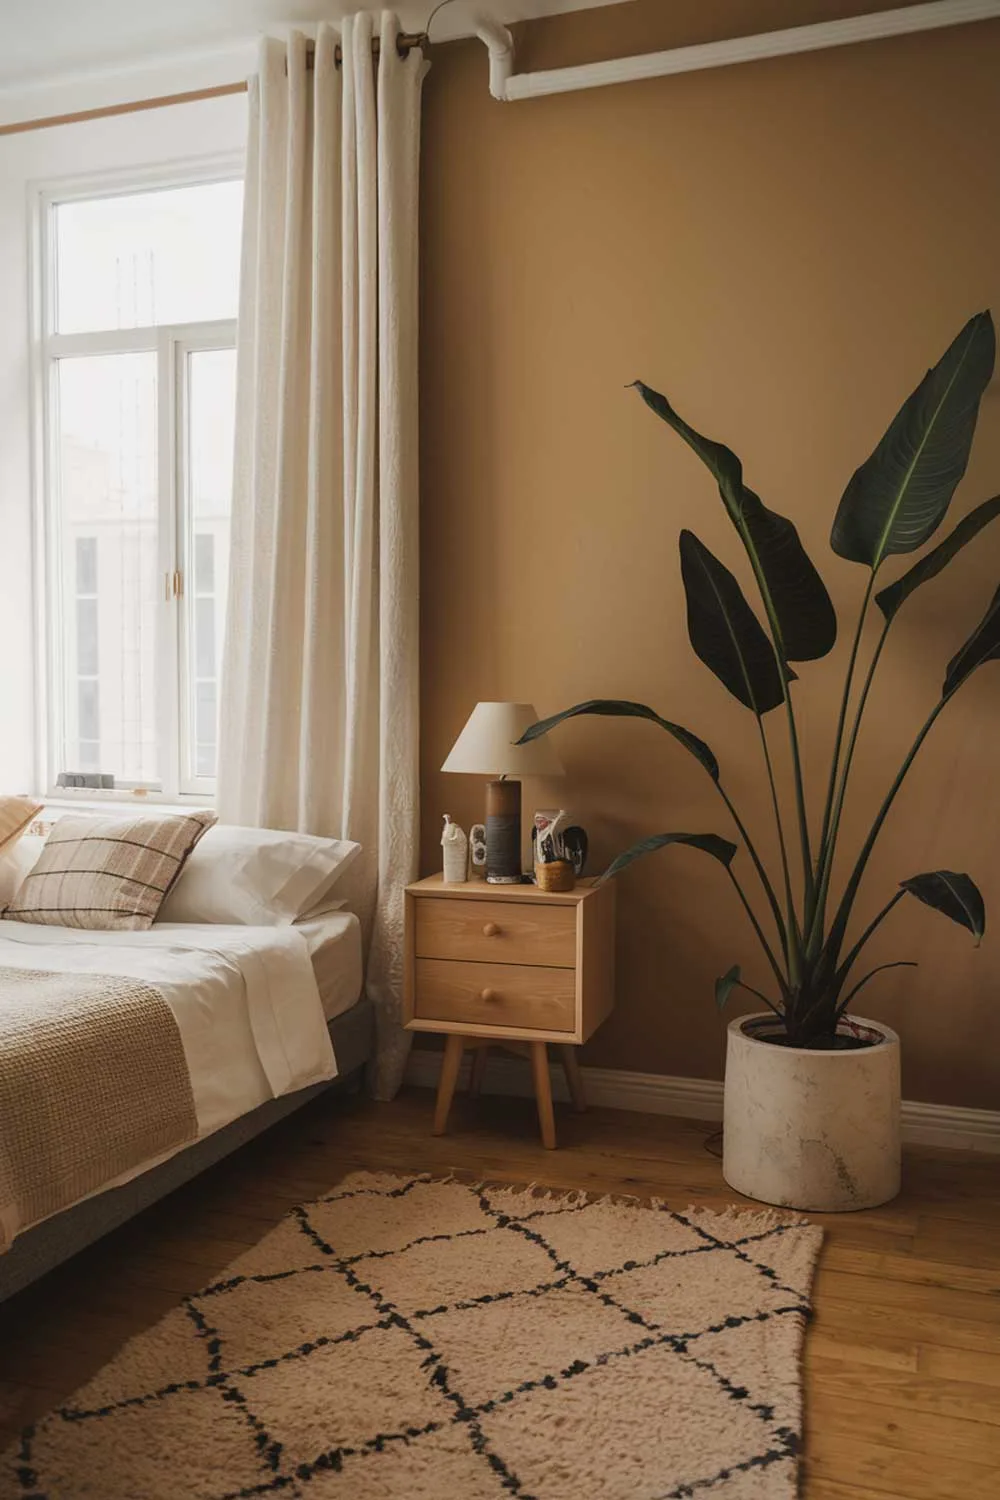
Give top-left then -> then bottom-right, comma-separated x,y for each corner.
2,811 -> 217,931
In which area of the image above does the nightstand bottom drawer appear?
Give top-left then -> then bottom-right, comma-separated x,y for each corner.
413,959 -> 576,1033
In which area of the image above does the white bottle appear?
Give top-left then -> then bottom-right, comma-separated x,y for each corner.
441,815 -> 469,884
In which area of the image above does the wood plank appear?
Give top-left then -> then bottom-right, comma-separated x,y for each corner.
815,1267 -> 1000,1325
810,1357 -> 1000,1426
806,1480 -> 918,1500
805,1329 -> 919,1373
808,1392 -> 1000,1467
919,1344 -> 1000,1389
805,1437 -> 1000,1500
814,1294 -> 1000,1357
822,1243 -> 1000,1298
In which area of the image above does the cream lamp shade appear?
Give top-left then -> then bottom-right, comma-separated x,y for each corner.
441,703 -> 564,778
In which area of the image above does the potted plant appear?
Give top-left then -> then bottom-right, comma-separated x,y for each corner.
521,312 -> 997,1211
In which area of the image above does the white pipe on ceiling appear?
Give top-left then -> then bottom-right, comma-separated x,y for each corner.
476,0 -> 1000,102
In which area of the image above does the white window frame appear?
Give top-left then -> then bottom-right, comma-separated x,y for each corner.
30,154 -> 242,805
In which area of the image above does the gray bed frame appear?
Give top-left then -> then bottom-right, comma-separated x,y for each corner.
0,993 -> 375,1303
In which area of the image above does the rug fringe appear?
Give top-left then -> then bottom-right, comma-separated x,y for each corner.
320,1170 -> 818,1237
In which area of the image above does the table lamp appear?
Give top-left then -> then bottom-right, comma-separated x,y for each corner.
441,702 -> 564,883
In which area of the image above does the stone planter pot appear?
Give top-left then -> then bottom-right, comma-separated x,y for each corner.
722,1013 -> 901,1212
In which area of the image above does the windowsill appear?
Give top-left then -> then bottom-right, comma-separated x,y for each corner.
43,790 -> 214,816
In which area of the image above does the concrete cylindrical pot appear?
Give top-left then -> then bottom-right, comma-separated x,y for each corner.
723,1013 -> 901,1212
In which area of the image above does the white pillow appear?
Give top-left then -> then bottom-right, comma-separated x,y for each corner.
156,824 -> 361,926
0,834 -> 46,908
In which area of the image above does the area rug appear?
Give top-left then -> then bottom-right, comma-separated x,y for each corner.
2,1172 -> 823,1499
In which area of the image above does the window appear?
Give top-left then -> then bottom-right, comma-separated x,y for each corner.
40,174 -> 243,797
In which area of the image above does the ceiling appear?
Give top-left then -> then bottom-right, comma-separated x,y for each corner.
0,0 -> 630,95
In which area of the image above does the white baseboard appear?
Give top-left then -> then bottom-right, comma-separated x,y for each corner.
404,1048 -> 1000,1154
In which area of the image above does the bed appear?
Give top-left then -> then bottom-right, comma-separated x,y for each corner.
0,908 -> 371,1302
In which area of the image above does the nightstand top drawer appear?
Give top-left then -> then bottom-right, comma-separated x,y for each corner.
413,958 -> 576,1035
415,896 -> 576,968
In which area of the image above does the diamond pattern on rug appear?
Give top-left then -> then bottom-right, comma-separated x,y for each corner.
1,1171 -> 822,1500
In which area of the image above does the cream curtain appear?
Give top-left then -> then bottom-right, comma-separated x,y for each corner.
218,14 -> 425,1098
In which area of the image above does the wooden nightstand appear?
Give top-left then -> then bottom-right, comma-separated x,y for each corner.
403,874 -> 615,1148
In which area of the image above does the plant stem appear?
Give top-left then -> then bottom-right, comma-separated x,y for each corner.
755,716 -> 800,983
715,783 -> 789,960
815,574 -> 875,880
781,686 -> 815,924
724,866 -> 787,993
835,960 -> 916,1021
730,513 -> 815,917
808,609 -> 890,955
826,693 -> 951,965
835,889 -> 906,985
731,977 -> 784,1020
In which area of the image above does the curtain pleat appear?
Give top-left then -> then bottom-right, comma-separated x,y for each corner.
219,12 -> 426,1098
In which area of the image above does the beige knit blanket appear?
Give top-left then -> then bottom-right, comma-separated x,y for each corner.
0,966 -> 198,1251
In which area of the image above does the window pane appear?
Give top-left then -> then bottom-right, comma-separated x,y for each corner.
56,353 -> 158,785
55,180 -> 243,334
76,597 -> 98,676
76,535 -> 97,595
185,347 -> 235,782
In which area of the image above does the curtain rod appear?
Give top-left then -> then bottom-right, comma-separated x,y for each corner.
0,32 -> 427,137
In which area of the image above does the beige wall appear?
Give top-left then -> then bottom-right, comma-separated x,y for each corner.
418,0 -> 1000,1109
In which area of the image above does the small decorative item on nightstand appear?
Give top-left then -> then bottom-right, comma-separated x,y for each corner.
441,815 -> 468,884
403,873 -> 615,1148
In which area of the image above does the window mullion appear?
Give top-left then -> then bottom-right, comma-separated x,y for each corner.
156,330 -> 181,801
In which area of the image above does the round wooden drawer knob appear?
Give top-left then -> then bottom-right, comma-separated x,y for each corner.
480,988 -> 499,1003
482,922 -> 500,938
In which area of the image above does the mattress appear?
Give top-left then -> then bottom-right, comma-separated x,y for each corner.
296,909 -> 364,1021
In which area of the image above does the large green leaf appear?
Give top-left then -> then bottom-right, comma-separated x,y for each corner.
601,831 -> 737,882
831,312 -> 995,570
517,698 -> 721,782
875,495 -> 1000,622
900,870 -> 986,942
680,530 -> 788,714
632,380 -> 836,662
943,585 -> 1000,697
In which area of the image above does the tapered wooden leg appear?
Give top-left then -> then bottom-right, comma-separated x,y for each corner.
560,1045 -> 586,1113
531,1041 -> 557,1150
433,1036 -> 465,1136
469,1045 -> 489,1098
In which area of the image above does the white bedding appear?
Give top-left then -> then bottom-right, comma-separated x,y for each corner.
0,920 -> 337,1206
295,909 -> 363,1021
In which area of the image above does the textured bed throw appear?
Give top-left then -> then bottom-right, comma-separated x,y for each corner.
0,966 -> 197,1251
2,1172 -> 822,1498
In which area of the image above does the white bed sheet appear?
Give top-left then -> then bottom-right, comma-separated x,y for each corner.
0,920 -> 337,1162
295,909 -> 363,1021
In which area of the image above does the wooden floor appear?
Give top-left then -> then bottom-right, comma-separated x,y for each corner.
1,1084 -> 998,1496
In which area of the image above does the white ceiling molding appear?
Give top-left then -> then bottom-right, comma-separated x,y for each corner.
0,1 -> 629,124
478,0 -> 1000,100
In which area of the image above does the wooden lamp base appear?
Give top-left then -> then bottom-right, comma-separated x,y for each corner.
485,778 -> 521,883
